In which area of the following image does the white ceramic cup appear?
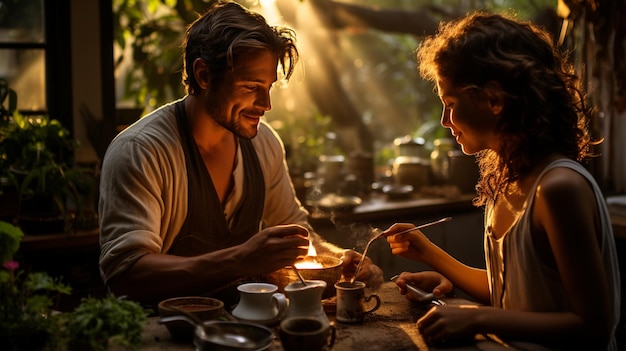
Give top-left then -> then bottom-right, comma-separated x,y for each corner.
231,283 -> 287,325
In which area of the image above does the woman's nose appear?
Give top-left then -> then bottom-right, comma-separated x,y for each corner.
441,108 -> 451,127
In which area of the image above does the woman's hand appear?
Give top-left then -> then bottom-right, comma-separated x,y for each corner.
417,304 -> 481,346
383,223 -> 434,262
393,271 -> 453,301
394,271 -> 479,346
340,250 -> 384,289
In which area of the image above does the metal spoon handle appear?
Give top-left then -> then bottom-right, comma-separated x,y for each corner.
349,230 -> 380,284
397,216 -> 452,235
292,265 -> 307,286
350,217 -> 452,284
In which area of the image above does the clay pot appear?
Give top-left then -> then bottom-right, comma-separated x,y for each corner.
392,156 -> 431,191
447,150 -> 479,194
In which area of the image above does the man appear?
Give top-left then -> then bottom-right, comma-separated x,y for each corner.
99,0 -> 382,306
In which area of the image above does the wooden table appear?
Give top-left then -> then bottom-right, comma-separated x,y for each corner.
140,282 -> 524,351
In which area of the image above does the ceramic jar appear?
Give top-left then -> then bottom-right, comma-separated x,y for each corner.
392,156 -> 431,191
393,135 -> 427,158
430,138 -> 454,184
283,280 -> 329,329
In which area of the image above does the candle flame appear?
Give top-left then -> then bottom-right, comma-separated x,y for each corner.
295,260 -> 324,269
307,240 -> 317,257
294,240 -> 324,269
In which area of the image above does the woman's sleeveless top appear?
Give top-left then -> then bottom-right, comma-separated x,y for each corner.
485,159 -> 620,350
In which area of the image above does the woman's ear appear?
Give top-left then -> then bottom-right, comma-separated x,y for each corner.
482,80 -> 505,116
193,58 -> 210,90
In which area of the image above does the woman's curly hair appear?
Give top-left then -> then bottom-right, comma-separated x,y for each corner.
417,12 -> 594,206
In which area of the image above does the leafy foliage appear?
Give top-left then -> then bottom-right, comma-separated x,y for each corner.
0,220 -> 150,350
1,114 -> 77,172
0,221 -> 72,350
0,113 -> 90,219
66,295 -> 150,351
0,220 -> 22,263
113,0 -> 197,109
0,80 -> 95,228
270,112 -> 340,173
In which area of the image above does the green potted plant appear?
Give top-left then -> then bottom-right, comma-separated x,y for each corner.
0,220 -> 71,350
0,79 -> 95,234
65,295 -> 150,351
0,220 -> 150,350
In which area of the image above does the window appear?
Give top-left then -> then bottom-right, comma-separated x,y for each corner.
0,0 -> 45,112
0,0 -> 72,130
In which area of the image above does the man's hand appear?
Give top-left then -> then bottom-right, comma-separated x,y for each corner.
340,249 -> 384,289
239,224 -> 310,275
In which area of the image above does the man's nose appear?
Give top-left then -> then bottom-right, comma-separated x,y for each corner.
256,89 -> 271,111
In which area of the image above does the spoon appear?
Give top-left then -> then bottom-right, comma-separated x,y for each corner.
162,307 -> 257,348
170,305 -> 205,325
291,265 -> 307,286
350,216 -> 452,284
390,274 -> 445,305
162,306 -> 228,340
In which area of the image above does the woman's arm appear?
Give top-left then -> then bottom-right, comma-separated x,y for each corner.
385,224 -> 491,304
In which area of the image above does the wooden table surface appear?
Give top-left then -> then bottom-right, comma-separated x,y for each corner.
139,282 -> 538,351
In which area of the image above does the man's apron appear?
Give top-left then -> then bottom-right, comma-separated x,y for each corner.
168,100 -> 266,306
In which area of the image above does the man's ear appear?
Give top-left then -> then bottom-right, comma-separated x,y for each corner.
482,80 -> 505,116
193,58 -> 210,90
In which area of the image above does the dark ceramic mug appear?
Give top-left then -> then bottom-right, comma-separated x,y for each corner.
279,317 -> 335,351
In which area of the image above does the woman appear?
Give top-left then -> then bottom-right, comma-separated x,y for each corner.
383,12 -> 620,350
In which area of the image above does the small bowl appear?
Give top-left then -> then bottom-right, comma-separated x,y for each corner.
314,194 -> 362,212
158,297 -> 227,341
269,255 -> 343,299
195,320 -> 274,351
382,184 -> 414,200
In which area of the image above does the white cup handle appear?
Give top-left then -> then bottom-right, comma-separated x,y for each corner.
272,293 -> 288,318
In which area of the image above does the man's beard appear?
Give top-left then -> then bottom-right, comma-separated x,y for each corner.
205,94 -> 258,139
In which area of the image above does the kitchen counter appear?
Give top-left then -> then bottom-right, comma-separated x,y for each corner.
308,192 -> 477,225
